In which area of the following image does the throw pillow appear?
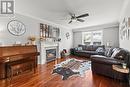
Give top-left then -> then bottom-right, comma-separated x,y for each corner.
96,47 -> 104,53
105,48 -> 113,57
74,47 -> 82,51
78,44 -> 86,50
77,47 -> 82,51
111,49 -> 127,60
74,47 -> 78,51
111,49 -> 120,58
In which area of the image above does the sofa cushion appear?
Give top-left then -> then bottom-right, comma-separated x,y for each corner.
75,50 -> 100,57
112,48 -> 119,54
78,44 -> 86,50
78,45 -> 105,51
92,45 -> 99,51
86,45 -> 93,51
84,51 -> 99,55
96,47 -> 104,53
111,48 -> 128,60
76,50 -> 98,55
75,50 -> 90,57
105,48 -> 114,57
111,48 -> 120,58
91,55 -> 123,65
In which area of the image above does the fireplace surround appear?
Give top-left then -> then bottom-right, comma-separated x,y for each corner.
40,42 -> 59,64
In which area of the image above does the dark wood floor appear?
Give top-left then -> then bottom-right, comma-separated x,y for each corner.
0,56 -> 129,87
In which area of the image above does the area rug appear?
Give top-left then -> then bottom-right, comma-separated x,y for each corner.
52,58 -> 91,80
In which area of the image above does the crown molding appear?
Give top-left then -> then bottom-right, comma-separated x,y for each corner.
72,22 -> 119,32
15,12 -> 70,29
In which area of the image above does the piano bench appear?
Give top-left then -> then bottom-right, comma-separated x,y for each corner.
6,60 -> 35,80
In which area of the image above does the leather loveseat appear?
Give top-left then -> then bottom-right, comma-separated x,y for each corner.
91,47 -> 130,81
70,45 -> 105,58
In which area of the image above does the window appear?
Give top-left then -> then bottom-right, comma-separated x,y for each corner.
82,30 -> 102,45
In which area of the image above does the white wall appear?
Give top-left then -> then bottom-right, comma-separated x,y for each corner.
0,14 -> 73,63
0,14 -> 40,46
59,28 -> 73,52
119,0 -> 130,51
73,24 -> 119,47
103,27 -> 119,47
73,32 -> 82,47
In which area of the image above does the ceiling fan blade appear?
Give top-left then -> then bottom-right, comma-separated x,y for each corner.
77,19 -> 85,22
76,13 -> 89,18
68,20 -> 72,24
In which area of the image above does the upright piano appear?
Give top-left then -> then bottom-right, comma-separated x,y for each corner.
0,45 -> 39,79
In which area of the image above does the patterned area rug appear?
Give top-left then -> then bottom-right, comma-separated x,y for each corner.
52,58 -> 91,80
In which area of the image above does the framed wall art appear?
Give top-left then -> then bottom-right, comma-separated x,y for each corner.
120,17 -> 130,40
7,20 -> 26,36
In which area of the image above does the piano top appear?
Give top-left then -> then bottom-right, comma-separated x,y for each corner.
0,45 -> 38,57
0,45 -> 40,62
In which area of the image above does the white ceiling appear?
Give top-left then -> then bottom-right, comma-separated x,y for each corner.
15,0 -> 124,29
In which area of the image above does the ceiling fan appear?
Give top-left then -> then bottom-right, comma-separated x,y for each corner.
68,12 -> 89,24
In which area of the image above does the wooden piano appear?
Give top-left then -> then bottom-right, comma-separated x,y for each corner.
0,45 -> 39,79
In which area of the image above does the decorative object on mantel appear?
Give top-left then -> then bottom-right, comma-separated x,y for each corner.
52,58 -> 91,80
40,23 -> 60,41
13,44 -> 22,46
120,17 -> 130,40
28,36 -> 36,45
40,23 -> 49,39
53,38 -> 61,42
57,38 -> 61,42
25,42 -> 30,46
40,36 -> 45,41
7,20 -> 26,36
66,32 -> 70,39
13,41 -> 22,46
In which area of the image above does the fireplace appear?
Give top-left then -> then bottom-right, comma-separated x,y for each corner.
46,49 -> 56,62
40,42 -> 59,64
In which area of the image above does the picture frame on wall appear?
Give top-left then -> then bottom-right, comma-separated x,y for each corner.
128,18 -> 130,28
120,17 -> 130,40
120,18 -> 125,40
127,17 -> 130,39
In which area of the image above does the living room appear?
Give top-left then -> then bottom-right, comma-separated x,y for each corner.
0,0 -> 130,87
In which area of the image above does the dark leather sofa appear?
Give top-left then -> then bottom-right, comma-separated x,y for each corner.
70,45 -> 105,58
91,47 -> 130,81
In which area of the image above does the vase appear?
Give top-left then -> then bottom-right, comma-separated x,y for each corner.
31,41 -> 35,45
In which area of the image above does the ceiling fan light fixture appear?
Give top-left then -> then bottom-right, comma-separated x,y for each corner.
72,18 -> 77,22
68,12 -> 89,24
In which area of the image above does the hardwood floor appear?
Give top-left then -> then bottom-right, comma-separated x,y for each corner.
0,55 -> 128,87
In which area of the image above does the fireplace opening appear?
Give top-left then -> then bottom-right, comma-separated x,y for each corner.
46,49 -> 56,62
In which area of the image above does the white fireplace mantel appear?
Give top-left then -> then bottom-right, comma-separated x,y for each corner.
40,41 -> 59,64
41,42 -> 58,47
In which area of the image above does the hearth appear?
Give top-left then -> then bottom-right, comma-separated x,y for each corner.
46,49 -> 56,62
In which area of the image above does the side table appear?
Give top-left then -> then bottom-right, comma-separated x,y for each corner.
112,65 -> 129,84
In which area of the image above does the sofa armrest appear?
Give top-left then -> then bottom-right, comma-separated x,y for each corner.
91,55 -> 123,65
70,48 -> 77,55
